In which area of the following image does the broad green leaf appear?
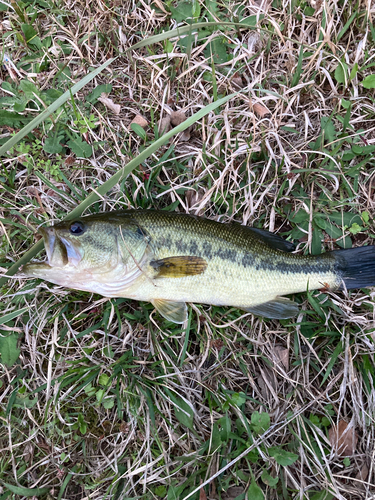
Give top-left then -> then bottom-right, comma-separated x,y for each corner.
328,211 -> 362,227
102,398 -> 114,409
19,80 -> 40,98
334,62 -> 348,84
311,225 -> 323,255
21,24 -> 42,48
96,389 -> 105,403
321,116 -> 336,144
86,84 -> 112,103
0,110 -> 29,127
174,396 -> 194,429
261,469 -> 279,487
247,479 -> 264,500
131,122 -> 147,140
310,491 -> 334,500
170,1 -> 194,23
98,373 -> 110,386
67,136 -> 93,158
0,333 -> 20,367
43,132 -> 64,154
269,447 -> 299,466
204,38 -> 228,64
0,482 -> 49,497
14,395 -> 38,408
251,411 -> 270,434
230,391 -> 246,407
348,223 -> 362,235
362,74 -> 375,89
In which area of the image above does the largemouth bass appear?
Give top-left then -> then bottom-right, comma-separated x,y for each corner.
23,210 -> 375,323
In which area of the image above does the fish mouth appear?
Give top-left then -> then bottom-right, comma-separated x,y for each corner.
39,227 -> 83,267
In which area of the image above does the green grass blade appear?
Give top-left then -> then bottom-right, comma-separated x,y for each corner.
0,482 -> 49,496
129,21 -> 253,50
0,91 -> 238,287
0,58 -> 115,156
0,307 -> 28,325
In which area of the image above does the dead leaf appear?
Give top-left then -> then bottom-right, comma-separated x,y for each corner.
251,101 -> 271,118
231,72 -> 244,88
170,110 -> 187,126
153,0 -> 168,13
199,480 -> 207,500
65,155 -> 75,167
118,26 -> 127,44
23,443 -> 34,463
273,346 -> 289,370
186,188 -> 205,211
159,115 -> 171,136
131,114 -> 148,128
329,420 -> 358,456
98,95 -> 121,115
222,486 -> 245,499
257,366 -> 278,401
179,127 -> 192,142
356,463 -> 369,482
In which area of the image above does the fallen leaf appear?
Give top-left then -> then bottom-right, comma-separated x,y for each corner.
273,346 -> 289,370
356,463 -> 369,481
231,72 -> 244,88
199,480 -> 207,500
131,114 -> 148,128
179,127 -> 192,142
158,115 -> 171,135
170,110 -> 187,126
65,155 -> 75,167
257,366 -> 278,401
222,486 -> 245,499
251,101 -> 271,118
186,188 -> 205,211
118,26 -> 127,44
98,95 -> 121,115
329,420 -> 358,456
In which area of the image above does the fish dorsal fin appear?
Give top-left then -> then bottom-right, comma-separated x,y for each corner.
150,256 -> 207,278
243,297 -> 299,319
151,299 -> 187,324
246,227 -> 295,252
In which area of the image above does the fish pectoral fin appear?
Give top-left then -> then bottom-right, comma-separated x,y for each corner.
243,297 -> 299,319
150,256 -> 207,278
151,299 -> 188,324
247,227 -> 295,252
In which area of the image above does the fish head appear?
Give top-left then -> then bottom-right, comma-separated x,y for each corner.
23,216 -> 150,295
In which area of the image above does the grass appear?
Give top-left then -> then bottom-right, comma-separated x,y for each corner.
0,0 -> 375,499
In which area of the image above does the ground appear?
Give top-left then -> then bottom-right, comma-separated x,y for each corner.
0,0 -> 375,499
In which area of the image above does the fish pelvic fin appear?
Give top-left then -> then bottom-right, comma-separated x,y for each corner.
151,299 -> 188,324
150,256 -> 207,278
243,297 -> 299,319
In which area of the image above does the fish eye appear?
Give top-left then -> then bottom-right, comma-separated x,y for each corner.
69,221 -> 85,235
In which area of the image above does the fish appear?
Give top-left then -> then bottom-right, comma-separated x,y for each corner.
22,210 -> 375,324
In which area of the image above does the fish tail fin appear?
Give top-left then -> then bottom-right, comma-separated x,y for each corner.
332,246 -> 375,290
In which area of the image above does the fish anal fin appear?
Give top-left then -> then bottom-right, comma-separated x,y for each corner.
151,299 -> 187,324
243,297 -> 299,319
150,256 -> 207,278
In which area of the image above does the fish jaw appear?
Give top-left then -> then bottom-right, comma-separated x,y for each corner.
23,225 -> 87,287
